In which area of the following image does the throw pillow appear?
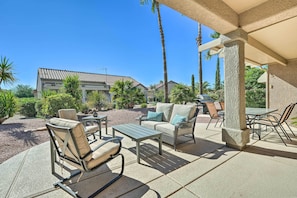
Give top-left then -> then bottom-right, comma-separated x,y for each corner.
147,111 -> 163,122
171,114 -> 186,125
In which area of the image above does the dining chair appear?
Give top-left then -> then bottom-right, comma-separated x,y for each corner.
253,103 -> 295,146
205,102 -> 224,129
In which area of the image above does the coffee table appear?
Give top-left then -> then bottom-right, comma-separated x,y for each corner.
112,124 -> 162,164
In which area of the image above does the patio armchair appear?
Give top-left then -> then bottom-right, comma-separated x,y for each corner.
46,117 -> 124,198
205,102 -> 224,129
58,109 -> 99,139
252,103 -> 296,146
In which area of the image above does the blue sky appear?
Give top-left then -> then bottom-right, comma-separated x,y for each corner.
1,0 -> 223,90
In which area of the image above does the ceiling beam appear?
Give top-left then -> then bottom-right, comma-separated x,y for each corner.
240,0 -> 297,33
157,0 -> 238,34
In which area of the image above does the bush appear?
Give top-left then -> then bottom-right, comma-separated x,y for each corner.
35,99 -> 45,117
43,93 -> 77,117
18,98 -> 37,117
141,103 -> 147,108
0,91 -> 17,124
80,103 -> 89,114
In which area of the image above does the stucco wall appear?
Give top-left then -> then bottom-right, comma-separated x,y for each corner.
268,59 -> 297,122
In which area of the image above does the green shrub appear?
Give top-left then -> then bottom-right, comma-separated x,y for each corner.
35,99 -> 45,117
43,93 -> 77,117
0,91 -> 17,124
80,103 -> 89,114
18,98 -> 37,117
141,103 -> 147,108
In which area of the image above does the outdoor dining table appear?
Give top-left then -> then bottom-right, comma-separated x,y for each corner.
246,107 -> 278,139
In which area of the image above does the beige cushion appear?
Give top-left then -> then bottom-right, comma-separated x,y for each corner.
85,125 -> 99,134
156,103 -> 174,122
141,120 -> 167,130
49,118 -> 92,161
58,109 -> 78,121
87,139 -> 120,169
169,104 -> 197,123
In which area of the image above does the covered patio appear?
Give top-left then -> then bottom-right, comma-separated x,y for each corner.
157,0 -> 297,150
1,119 -> 297,197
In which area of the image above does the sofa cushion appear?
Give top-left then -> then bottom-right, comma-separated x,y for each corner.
171,114 -> 186,125
147,111 -> 163,122
141,120 -> 167,130
170,104 -> 197,123
156,102 -> 174,122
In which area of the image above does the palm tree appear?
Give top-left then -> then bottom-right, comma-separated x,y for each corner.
196,23 -> 203,94
140,0 -> 169,102
0,56 -> 16,90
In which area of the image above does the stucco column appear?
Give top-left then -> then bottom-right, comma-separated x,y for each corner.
221,29 -> 250,150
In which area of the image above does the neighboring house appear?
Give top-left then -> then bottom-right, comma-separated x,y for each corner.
36,68 -> 146,103
147,80 -> 178,102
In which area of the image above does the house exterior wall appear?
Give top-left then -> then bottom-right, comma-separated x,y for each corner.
268,59 -> 297,122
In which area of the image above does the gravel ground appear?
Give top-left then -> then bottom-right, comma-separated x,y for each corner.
0,106 -> 208,164
0,108 -> 153,164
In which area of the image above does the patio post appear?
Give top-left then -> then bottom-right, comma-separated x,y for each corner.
221,29 -> 250,150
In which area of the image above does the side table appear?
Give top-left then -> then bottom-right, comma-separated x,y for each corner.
82,115 -> 108,139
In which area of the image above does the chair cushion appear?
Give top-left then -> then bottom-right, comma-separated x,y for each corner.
156,103 -> 174,122
170,104 -> 197,123
87,139 -> 120,169
58,109 -> 79,121
171,114 -> 186,125
49,118 -> 92,161
85,125 -> 99,135
147,111 -> 163,122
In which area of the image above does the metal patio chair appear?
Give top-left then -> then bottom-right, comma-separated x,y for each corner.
205,102 -> 224,129
46,117 -> 124,198
253,103 -> 296,146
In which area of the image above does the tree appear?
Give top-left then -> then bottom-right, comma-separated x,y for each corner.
141,0 -> 169,102
0,56 -> 16,90
170,84 -> 195,104
191,74 -> 195,95
63,75 -> 82,107
215,58 -> 221,90
14,84 -> 34,98
206,32 -> 221,91
196,23 -> 203,94
245,66 -> 265,107
110,80 -> 145,109
0,91 -> 17,124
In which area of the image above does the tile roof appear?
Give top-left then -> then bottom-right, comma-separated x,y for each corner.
38,68 -> 141,87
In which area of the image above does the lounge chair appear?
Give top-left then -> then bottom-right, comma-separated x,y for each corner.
46,117 -> 124,198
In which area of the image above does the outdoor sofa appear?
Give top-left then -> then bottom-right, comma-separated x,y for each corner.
139,102 -> 198,150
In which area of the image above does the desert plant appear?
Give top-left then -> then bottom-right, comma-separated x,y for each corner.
19,98 -> 37,117
42,93 -> 77,117
169,84 -> 195,104
0,91 -> 17,124
0,56 -> 16,90
87,91 -> 108,110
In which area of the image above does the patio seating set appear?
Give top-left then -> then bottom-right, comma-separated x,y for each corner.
45,103 -> 199,197
205,101 -> 296,146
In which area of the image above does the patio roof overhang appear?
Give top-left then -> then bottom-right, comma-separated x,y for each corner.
157,0 -> 297,67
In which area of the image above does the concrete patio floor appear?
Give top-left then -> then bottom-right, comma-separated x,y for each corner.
1,116 -> 297,198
